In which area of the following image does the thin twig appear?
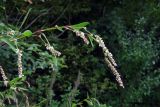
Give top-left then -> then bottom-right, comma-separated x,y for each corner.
24,7 -> 53,30
19,8 -> 32,30
68,71 -> 81,106
51,0 -> 71,25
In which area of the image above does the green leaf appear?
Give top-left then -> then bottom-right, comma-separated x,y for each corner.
22,30 -> 33,37
88,34 -> 94,47
72,103 -> 77,107
84,99 -> 93,106
9,77 -> 22,86
71,22 -> 89,30
0,37 -> 17,52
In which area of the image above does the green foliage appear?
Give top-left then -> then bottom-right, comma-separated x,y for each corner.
0,0 -> 160,107
22,30 -> 33,37
0,6 -> 109,106
94,1 -> 160,106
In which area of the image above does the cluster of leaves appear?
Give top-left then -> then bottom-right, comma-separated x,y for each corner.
1,0 -> 160,107
0,19 -> 111,107
1,1 -> 112,106
94,0 -> 160,106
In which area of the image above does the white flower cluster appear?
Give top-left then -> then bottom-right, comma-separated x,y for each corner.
74,30 -> 89,44
105,58 -> 124,88
95,35 -> 117,66
0,65 -> 8,86
17,49 -> 24,78
94,35 -> 124,88
45,44 -> 61,56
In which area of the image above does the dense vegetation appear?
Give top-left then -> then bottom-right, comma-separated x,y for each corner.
0,0 -> 160,107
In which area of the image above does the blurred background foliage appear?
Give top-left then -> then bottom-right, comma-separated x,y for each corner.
0,0 -> 160,107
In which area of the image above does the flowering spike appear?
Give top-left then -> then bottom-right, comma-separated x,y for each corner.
0,65 -> 8,86
105,58 -> 124,88
94,35 -> 124,88
17,49 -> 24,78
74,30 -> 89,44
45,44 -> 61,56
